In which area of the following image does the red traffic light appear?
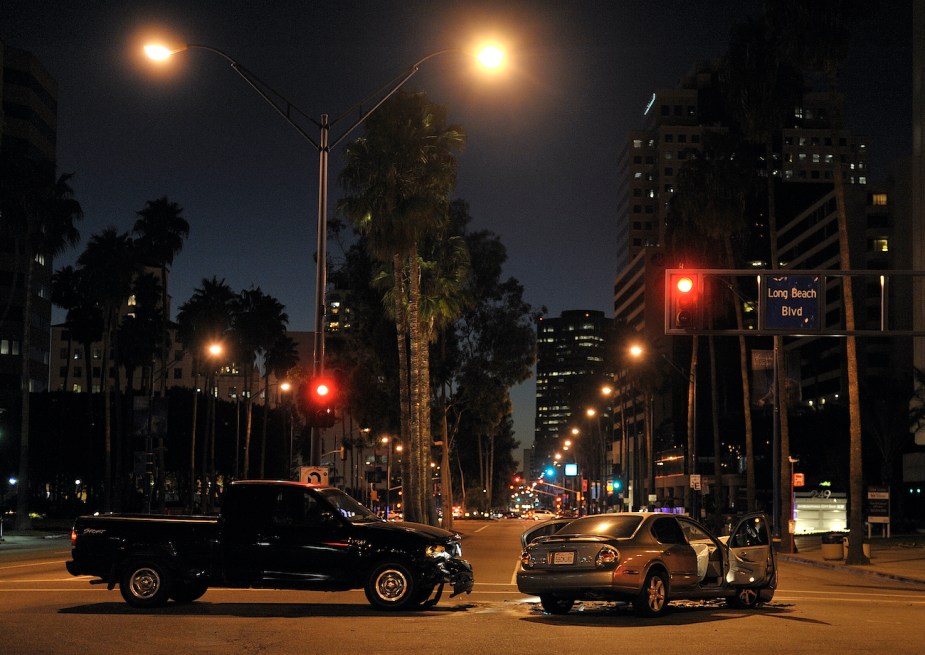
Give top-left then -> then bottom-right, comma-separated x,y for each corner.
666,270 -> 702,333
303,377 -> 337,428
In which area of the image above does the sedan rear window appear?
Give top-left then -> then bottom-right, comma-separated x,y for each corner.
556,515 -> 643,538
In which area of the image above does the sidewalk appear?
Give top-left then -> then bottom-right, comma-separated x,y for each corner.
780,534 -> 925,586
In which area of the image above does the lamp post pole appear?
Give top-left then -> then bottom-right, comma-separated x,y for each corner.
145,42 -> 504,466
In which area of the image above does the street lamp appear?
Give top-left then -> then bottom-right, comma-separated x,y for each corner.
145,40 -> 504,466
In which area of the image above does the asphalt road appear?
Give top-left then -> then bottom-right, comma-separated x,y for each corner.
3,520 -> 925,655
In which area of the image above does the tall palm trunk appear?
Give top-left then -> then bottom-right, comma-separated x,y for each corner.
725,235 -> 756,511
189,365 -> 200,512
14,255 -> 36,529
709,336 -> 724,529
393,253 -> 418,522
686,337 -> 699,512
766,145 -> 795,552
828,97 -> 866,565
101,310 -> 115,512
408,251 -> 428,523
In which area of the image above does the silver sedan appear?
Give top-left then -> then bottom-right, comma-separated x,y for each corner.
516,512 -> 777,617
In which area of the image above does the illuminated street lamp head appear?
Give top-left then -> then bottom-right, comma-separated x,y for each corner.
144,43 -> 188,61
476,44 -> 504,70
586,408 -> 596,418
629,344 -> 644,358
207,343 -> 222,357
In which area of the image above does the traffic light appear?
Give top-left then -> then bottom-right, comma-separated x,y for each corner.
303,376 -> 337,428
666,270 -> 702,333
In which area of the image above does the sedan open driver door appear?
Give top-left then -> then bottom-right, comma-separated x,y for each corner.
725,514 -> 776,590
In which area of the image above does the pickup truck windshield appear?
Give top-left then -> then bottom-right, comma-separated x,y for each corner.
320,488 -> 383,523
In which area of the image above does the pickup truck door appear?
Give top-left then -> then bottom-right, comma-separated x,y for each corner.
221,486 -> 352,586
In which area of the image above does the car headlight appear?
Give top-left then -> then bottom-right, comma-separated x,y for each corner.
426,544 -> 450,559
595,546 -> 619,569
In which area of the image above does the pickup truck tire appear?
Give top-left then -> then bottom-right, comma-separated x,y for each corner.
170,580 -> 209,604
365,561 -> 419,611
119,559 -> 172,608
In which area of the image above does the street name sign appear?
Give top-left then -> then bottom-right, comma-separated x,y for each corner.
763,275 -> 821,331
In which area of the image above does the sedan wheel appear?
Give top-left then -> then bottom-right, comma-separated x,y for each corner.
729,587 -> 760,609
540,595 -> 575,615
635,570 -> 669,617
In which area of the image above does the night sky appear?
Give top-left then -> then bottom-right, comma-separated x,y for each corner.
2,1 -> 912,447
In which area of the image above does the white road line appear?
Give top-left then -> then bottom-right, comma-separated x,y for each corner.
473,525 -> 490,533
0,559 -> 70,571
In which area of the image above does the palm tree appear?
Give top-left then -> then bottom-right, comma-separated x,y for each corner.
724,12 -> 804,550
133,197 -> 190,395
176,277 -> 236,510
50,265 -> 82,390
264,334 -> 300,477
668,132 -> 758,510
768,0 -> 867,564
232,287 -> 288,478
0,156 -> 83,528
339,90 -> 465,524
77,228 -> 138,511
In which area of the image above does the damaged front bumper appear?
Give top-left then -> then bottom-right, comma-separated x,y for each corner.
436,557 -> 474,597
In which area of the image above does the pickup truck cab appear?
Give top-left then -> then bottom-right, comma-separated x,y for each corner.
66,480 -> 473,610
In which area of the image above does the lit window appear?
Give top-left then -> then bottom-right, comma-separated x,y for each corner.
873,238 -> 889,253
872,193 -> 888,206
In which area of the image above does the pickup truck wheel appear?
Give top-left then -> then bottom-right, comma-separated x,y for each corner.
170,580 -> 209,604
365,562 -> 418,611
120,560 -> 172,608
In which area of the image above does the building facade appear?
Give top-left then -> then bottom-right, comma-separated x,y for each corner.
0,43 -> 59,401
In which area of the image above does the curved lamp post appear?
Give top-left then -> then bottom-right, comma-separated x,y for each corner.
145,41 -> 504,466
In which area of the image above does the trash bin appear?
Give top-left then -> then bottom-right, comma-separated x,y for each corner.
842,538 -> 871,560
821,532 -> 845,560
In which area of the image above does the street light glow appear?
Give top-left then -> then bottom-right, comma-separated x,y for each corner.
144,43 -> 186,61
629,343 -> 644,358
476,44 -> 504,70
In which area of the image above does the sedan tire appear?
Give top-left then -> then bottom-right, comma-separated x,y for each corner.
635,569 -> 669,617
540,595 -> 575,615
728,587 -> 760,609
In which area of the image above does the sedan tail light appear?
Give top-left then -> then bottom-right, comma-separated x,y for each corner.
520,551 -> 534,569
595,546 -> 619,569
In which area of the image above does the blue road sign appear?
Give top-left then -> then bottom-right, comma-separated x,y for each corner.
764,275 -> 821,330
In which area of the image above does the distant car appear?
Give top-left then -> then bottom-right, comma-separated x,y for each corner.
530,509 -> 556,521
517,512 -> 777,617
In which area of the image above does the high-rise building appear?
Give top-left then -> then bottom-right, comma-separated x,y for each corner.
0,43 -> 58,400
533,310 -> 613,477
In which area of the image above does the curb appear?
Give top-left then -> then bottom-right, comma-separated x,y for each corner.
779,553 -> 925,586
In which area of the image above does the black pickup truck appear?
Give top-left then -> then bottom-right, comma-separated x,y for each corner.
66,480 -> 473,610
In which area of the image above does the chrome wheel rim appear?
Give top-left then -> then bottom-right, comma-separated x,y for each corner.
129,567 -> 161,600
374,569 -> 409,601
646,576 -> 666,612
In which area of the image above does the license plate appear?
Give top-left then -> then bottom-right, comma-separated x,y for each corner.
551,551 -> 575,565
